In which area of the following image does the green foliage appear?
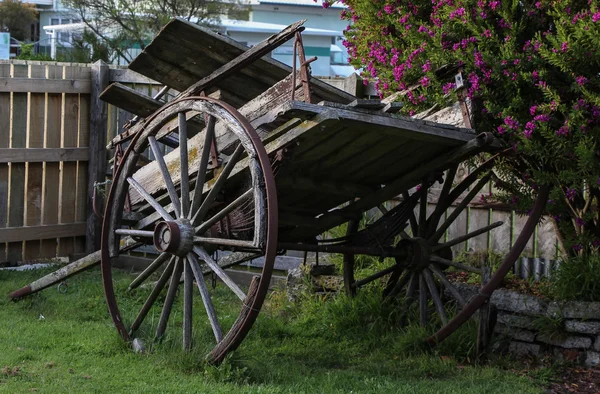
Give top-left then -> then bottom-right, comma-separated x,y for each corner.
551,254 -> 600,301
16,43 -> 52,61
336,0 -> 600,256
0,0 -> 37,41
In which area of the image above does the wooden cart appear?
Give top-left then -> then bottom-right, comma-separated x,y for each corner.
9,19 -> 549,365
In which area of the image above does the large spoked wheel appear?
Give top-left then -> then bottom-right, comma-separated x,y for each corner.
344,155 -> 548,345
101,97 -> 277,364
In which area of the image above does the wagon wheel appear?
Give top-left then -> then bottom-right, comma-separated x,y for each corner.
101,96 -> 277,365
344,156 -> 548,343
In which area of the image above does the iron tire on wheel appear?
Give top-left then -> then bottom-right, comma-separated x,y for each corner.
101,97 -> 278,365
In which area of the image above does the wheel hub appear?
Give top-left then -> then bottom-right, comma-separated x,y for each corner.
153,219 -> 195,256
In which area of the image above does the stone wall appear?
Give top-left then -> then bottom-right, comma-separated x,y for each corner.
456,284 -> 600,367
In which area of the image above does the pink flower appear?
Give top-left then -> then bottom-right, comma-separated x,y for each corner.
529,106 -> 537,115
422,60 -> 431,72
576,76 -> 588,85
420,76 -> 431,87
593,12 -> 600,22
561,42 -> 569,52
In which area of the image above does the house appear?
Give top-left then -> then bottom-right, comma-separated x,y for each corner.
22,0 -> 80,56
245,0 -> 353,77
29,0 -> 355,77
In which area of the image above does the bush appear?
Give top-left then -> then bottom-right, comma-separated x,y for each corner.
551,254 -> 600,302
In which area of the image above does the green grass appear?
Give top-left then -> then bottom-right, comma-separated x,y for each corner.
0,267 -> 545,393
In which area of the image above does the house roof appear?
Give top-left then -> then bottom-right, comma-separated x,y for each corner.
248,0 -> 346,9
219,19 -> 341,36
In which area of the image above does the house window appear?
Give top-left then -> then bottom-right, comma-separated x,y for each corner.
51,18 -> 60,25
59,19 -> 70,42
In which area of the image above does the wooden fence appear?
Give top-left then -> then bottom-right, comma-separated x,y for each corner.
0,59 -> 559,264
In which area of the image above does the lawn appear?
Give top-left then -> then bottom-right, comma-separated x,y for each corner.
0,266 -> 546,393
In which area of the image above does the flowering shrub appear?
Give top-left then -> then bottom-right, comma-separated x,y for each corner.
321,0 -> 600,255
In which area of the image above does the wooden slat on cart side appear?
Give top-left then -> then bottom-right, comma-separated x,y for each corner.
128,18 -> 354,106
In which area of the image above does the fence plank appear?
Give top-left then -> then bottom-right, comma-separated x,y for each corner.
0,148 -> 88,162
0,63 -> 9,262
513,213 -> 535,257
86,61 -> 108,253
490,210 -> 512,255
0,223 -> 86,243
58,65 -> 79,256
24,63 -> 45,259
537,218 -> 557,259
0,77 -> 91,94
6,63 -> 28,262
40,63 -> 62,258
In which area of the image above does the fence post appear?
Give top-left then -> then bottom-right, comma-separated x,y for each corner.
86,60 -> 109,253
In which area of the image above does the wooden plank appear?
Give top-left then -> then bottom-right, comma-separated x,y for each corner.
76,65 -> 92,254
0,77 -> 91,94
40,63 -> 62,258
536,217 -> 557,259
81,61 -> 109,253
469,205 -> 491,253
0,63 -> 9,261
490,209 -> 512,255
24,62 -> 45,259
99,82 -> 162,118
58,65 -> 79,257
109,68 -> 162,85
0,223 -> 86,243
0,148 -> 89,162
128,18 -> 354,105
513,213 -> 535,257
7,63 -> 28,262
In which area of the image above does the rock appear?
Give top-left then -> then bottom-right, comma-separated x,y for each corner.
585,351 -> 600,367
497,312 -> 538,330
490,289 -> 548,316
537,334 -> 592,349
509,341 -> 541,356
132,338 -> 145,353
494,323 -> 536,342
553,348 -> 584,363
286,267 -> 307,302
548,301 -> 600,319
564,320 -> 600,335
593,336 -> 600,352
447,282 -> 478,301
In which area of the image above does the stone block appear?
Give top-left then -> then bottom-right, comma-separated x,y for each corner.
490,289 -> 548,316
548,301 -> 600,319
497,312 -> 538,330
564,320 -> 600,335
509,341 -> 540,356
594,336 -> 600,352
537,334 -> 592,349
553,348 -> 585,363
585,351 -> 600,368
494,323 -> 536,342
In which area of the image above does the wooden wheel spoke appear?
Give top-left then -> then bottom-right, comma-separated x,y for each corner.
191,144 -> 244,226
419,273 -> 428,326
115,229 -> 153,238
429,173 -> 493,243
385,269 -> 412,299
353,262 -> 401,290
129,252 -> 170,291
188,252 -> 223,342
403,191 -> 419,236
195,189 -> 253,235
432,221 -> 503,252
193,246 -> 246,301
429,265 -> 466,307
427,165 -> 457,237
189,115 -> 216,220
156,258 -> 184,340
130,257 -> 176,334
149,136 -> 181,218
418,182 -> 428,237
179,113 -> 190,218
423,268 -> 448,325
183,257 -> 193,350
127,177 -> 174,221
429,255 -> 481,274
